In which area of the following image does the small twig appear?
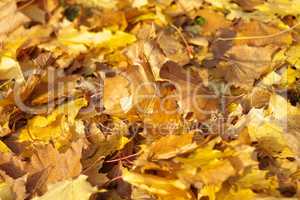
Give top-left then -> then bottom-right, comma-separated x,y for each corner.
104,176 -> 123,186
217,22 -> 300,41
170,24 -> 194,58
104,151 -> 142,163
17,0 -> 35,11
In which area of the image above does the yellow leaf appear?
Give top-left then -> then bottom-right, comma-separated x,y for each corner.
219,189 -> 256,200
58,27 -> 136,50
148,133 -> 198,160
58,28 -> 112,47
74,0 -> 118,9
0,182 -> 13,200
261,71 -> 281,86
199,185 -> 221,200
132,0 -> 148,8
104,31 -> 137,49
18,98 -> 87,149
134,7 -> 168,25
118,136 -> 130,150
197,159 -> 235,185
280,67 -> 300,87
248,122 -> 284,145
122,169 -> 192,200
0,57 -> 23,82
256,0 -> 300,17
235,168 -> 277,191
1,26 -> 52,58
103,74 -> 132,114
175,146 -> 223,168
0,140 -> 11,153
32,175 -> 96,200
286,45 -> 300,69
268,94 -> 300,120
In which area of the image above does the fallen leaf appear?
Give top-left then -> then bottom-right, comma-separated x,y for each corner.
286,45 -> 300,69
235,20 -> 292,46
32,175 -> 96,200
0,170 -> 26,200
18,98 -> 87,149
157,29 -> 190,66
0,141 -> 11,153
148,133 -> 197,160
103,74 -> 132,114
122,169 -> 193,200
196,9 -> 231,35
223,45 -> 278,88
26,139 -> 84,185
0,0 -> 29,37
232,0 -> 264,11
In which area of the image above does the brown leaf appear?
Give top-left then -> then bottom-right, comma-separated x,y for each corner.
84,167 -> 108,187
103,74 -> 131,114
203,28 -> 236,68
0,0 -> 30,37
95,10 -> 127,30
160,61 -> 202,86
31,74 -> 81,105
35,0 -> 59,13
157,29 -> 190,66
222,45 -> 278,88
232,0 -> 264,11
160,61 -> 218,121
235,21 -> 292,46
241,87 -> 272,111
148,133 -> 198,160
25,139 -> 84,184
0,170 -> 27,200
20,5 -> 47,24
0,153 -> 26,179
196,9 -> 231,35
125,40 -> 167,81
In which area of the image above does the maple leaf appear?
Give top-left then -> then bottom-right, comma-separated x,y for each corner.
177,0 -> 203,12
222,45 -> 278,88
18,98 -> 87,149
255,0 -> 300,17
234,168 -> 277,191
0,57 -> 24,82
0,0 -> 29,37
57,27 -> 136,50
122,169 -> 193,200
195,9 -> 231,35
147,133 -> 197,160
217,188 -> 256,200
0,182 -> 13,200
103,74 -> 132,114
0,140 -> 11,153
32,175 -> 96,200
0,170 -> 26,200
1,0 -> 300,199
157,29 -> 190,66
159,61 -> 218,121
286,45 -> 300,69
0,153 -> 26,179
232,0 -> 264,11
235,20 -> 292,46
125,40 -> 167,81
74,0 -> 118,9
25,139 -> 84,185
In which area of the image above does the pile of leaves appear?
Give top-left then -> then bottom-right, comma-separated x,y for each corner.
1,0 -> 300,199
